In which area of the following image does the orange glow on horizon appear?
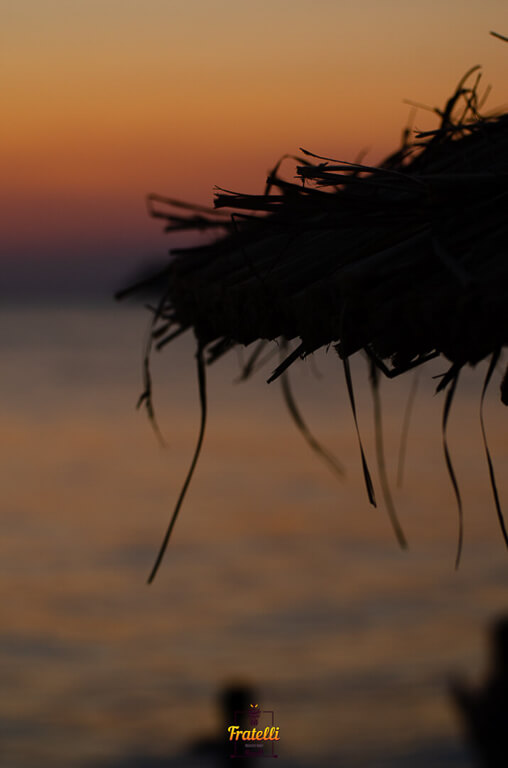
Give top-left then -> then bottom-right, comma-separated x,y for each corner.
4,1 -> 508,264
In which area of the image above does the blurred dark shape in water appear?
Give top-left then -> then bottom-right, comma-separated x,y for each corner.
94,682 -> 259,767
451,615 -> 508,767
188,681 -> 256,766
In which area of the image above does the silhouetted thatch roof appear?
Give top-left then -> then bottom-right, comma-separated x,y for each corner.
119,66 -> 508,581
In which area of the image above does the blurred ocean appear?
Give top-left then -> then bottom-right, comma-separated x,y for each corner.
1,304 -> 507,768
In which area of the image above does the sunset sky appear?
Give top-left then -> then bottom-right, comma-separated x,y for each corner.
3,0 -> 508,299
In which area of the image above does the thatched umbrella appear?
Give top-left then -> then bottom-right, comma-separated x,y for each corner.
119,65 -> 508,581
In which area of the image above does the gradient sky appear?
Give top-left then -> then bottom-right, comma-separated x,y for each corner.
2,0 -> 508,298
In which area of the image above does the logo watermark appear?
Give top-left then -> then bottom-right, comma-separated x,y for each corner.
228,703 -> 279,759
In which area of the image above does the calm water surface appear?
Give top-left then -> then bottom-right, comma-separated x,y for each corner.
1,305 -> 507,768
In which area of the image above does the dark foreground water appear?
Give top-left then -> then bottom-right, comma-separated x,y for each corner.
1,305 -> 507,768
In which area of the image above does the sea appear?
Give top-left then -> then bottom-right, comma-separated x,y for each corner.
1,303 -> 507,768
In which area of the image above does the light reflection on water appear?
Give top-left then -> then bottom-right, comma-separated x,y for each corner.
0,305 -> 507,767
